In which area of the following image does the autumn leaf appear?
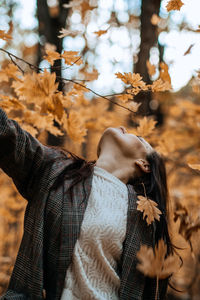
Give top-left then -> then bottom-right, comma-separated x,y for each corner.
137,239 -> 179,279
61,51 -> 83,66
160,62 -> 171,84
0,30 -> 12,41
58,28 -> 82,38
166,0 -> 184,12
116,94 -> 133,103
65,110 -> 87,144
43,50 -> 60,66
136,116 -> 157,137
0,64 -> 21,82
137,195 -> 162,225
94,29 -> 108,37
146,60 -> 156,77
151,78 -> 171,92
188,163 -> 200,171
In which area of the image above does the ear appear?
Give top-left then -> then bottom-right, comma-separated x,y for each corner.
135,159 -> 151,173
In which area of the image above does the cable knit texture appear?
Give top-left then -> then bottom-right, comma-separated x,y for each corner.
61,166 -> 128,300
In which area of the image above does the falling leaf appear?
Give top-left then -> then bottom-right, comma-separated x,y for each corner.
136,116 -> 157,137
137,239 -> 179,279
137,195 -> 162,225
61,51 -> 83,66
0,30 -> 12,41
166,0 -> 184,12
188,164 -> 200,171
184,44 -> 194,56
43,50 -> 61,66
94,29 -> 108,37
58,28 -> 82,38
146,60 -> 156,77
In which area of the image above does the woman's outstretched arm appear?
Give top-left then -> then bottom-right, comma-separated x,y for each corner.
0,107 -> 58,200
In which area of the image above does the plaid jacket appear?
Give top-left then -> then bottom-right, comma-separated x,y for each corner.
0,108 -> 168,300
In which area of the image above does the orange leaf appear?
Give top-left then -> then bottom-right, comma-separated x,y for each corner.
146,60 -> 156,77
160,62 -> 171,84
94,29 -> 108,37
188,164 -> 200,171
137,195 -> 162,225
137,239 -> 179,279
0,30 -> 12,41
166,0 -> 184,12
43,50 -> 61,66
136,116 -> 157,137
61,51 -> 83,66
151,78 -> 171,92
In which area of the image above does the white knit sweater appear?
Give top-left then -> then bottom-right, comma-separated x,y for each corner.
61,166 -> 128,300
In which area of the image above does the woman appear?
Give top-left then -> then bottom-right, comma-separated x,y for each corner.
0,108 -> 171,300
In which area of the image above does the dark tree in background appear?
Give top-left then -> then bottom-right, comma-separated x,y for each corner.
135,0 -> 163,122
37,0 -> 69,145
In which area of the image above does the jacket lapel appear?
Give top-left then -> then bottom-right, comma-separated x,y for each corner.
56,167 -> 94,300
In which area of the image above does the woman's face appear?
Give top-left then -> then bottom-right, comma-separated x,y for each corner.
97,126 -> 153,160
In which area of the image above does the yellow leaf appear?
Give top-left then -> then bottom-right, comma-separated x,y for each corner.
0,30 -> 12,41
43,50 -> 61,66
58,28 -> 82,38
188,164 -> 200,171
116,94 -> 133,103
65,110 -> 87,144
151,78 -> 171,92
136,117 -> 157,137
166,0 -> 184,12
94,29 -> 108,37
61,51 -> 83,66
146,60 -> 156,77
115,72 -> 147,89
137,195 -> 162,225
137,239 -> 179,279
160,62 -> 171,84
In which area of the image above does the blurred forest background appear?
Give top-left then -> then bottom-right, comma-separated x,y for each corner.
0,0 -> 200,299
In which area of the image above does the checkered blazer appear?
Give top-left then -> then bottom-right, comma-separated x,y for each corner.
0,108 -> 168,299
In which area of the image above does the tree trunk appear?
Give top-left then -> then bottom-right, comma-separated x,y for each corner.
134,0 -> 162,118
37,0 -> 69,146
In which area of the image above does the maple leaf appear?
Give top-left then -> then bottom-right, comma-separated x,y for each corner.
166,0 -> 184,12
116,94 -> 133,103
146,60 -> 156,77
61,51 -> 83,66
123,101 -> 141,112
0,95 -> 25,110
137,239 -> 180,279
136,116 -> 157,137
43,50 -> 61,66
151,78 -> 171,92
65,110 -> 87,144
0,30 -> 12,41
94,29 -> 108,37
115,72 -> 147,90
137,195 -> 162,225
0,64 -> 21,82
188,163 -> 200,171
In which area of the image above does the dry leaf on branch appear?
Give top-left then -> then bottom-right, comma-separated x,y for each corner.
61,51 -> 83,66
151,78 -> 171,92
137,195 -> 162,225
166,0 -> 184,12
0,30 -> 12,41
43,50 -> 61,66
137,239 -> 179,279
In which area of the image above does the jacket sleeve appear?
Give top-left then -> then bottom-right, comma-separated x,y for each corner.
0,107 -> 59,200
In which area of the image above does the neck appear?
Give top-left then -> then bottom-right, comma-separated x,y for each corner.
95,154 -> 136,184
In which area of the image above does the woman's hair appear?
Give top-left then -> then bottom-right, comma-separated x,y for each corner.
50,145 -> 172,254
128,150 -> 172,254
